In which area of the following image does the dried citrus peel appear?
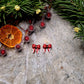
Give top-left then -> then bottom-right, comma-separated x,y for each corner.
0,25 -> 22,48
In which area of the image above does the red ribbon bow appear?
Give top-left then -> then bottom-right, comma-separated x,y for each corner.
32,44 -> 41,54
43,44 -> 52,53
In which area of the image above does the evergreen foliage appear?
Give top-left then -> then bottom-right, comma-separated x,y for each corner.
0,0 -> 44,25
0,0 -> 84,41
51,0 -> 84,41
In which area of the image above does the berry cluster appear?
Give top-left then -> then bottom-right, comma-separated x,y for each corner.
0,5 -> 52,57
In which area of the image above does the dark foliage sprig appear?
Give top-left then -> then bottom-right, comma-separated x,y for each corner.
50,0 -> 84,41
0,0 -> 44,25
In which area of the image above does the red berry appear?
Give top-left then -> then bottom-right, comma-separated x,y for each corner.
32,44 -> 36,48
1,49 -> 6,55
40,22 -> 45,27
25,29 -> 28,33
43,44 -> 47,49
16,45 -> 21,49
29,25 -> 34,31
46,12 -> 52,19
48,44 -> 52,48
29,20 -> 32,24
47,12 -> 51,17
28,31 -> 31,35
44,6 -> 47,10
24,36 -> 29,41
37,45 -> 40,49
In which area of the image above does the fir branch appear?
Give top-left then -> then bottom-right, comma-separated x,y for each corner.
51,0 -> 84,41
0,0 -> 44,25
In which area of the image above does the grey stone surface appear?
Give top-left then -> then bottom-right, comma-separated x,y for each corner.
0,9 -> 84,84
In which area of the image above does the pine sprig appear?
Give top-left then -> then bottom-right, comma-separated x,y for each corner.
0,0 -> 44,25
51,0 -> 84,41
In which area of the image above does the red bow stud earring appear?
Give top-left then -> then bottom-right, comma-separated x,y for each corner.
32,44 -> 41,54
43,44 -> 52,53
43,44 -> 47,53
32,44 -> 36,54
36,45 -> 41,53
47,44 -> 52,52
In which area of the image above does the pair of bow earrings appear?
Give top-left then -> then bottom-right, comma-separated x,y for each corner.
32,44 -> 52,54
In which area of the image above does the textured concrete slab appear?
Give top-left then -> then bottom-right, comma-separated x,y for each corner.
0,9 -> 84,84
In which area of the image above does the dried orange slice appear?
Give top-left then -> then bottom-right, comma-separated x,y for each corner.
0,25 -> 22,48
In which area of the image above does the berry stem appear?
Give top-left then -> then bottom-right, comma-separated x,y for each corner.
18,25 -> 26,32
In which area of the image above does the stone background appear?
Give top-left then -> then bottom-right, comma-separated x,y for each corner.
0,10 -> 84,84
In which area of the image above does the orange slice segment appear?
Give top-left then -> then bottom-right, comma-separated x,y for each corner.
0,25 -> 22,48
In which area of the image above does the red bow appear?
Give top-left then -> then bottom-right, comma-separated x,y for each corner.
43,44 -> 52,53
32,44 -> 41,54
